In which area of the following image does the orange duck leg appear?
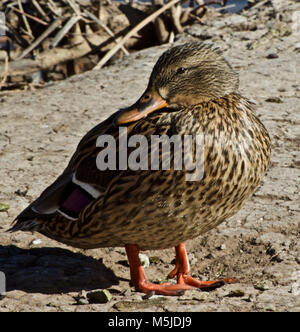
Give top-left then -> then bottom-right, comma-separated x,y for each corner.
125,243 -> 237,296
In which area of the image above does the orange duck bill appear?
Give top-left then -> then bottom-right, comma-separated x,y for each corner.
115,89 -> 168,125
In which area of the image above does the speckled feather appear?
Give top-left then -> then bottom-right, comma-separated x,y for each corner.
10,42 -> 271,251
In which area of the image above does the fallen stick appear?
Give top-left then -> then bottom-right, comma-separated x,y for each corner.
250,0 -> 270,10
83,10 -> 129,56
66,0 -> 82,17
171,3 -> 183,33
10,6 -> 49,26
47,0 -> 62,16
0,28 -> 116,77
214,3 -> 235,11
93,0 -> 182,70
17,0 -> 33,38
17,17 -> 63,60
50,16 -> 81,48
31,0 -> 51,23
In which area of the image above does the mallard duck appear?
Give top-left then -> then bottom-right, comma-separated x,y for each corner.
9,42 -> 271,295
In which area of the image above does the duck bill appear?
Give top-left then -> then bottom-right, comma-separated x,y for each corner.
115,90 -> 168,125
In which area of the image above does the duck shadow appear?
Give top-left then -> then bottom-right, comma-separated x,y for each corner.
0,245 -> 119,294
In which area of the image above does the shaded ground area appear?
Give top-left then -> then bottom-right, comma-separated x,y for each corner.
0,0 -> 299,311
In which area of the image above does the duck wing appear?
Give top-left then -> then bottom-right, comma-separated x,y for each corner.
9,110 -> 122,231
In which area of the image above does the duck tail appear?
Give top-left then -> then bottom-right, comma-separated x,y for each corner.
7,206 -> 44,233
8,219 -> 42,233
8,170 -> 74,233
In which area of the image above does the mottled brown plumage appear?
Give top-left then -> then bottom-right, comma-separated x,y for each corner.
9,42 -> 271,295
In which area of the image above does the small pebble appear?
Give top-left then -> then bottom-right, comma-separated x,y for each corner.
15,189 -> 28,197
225,289 -> 245,297
142,291 -> 155,300
149,256 -> 163,264
205,253 -> 216,259
30,239 -> 42,246
87,289 -> 112,303
0,203 -> 9,212
266,53 -> 279,59
278,88 -> 286,92
138,253 -> 150,268
244,294 -> 255,302
77,298 -> 89,305
254,280 -> 273,291
122,289 -> 132,297
265,97 -> 283,103
74,290 -> 88,305
218,244 -> 227,250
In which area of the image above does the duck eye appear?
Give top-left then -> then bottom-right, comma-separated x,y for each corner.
176,67 -> 187,74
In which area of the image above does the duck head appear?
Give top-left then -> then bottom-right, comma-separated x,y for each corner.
115,42 -> 239,125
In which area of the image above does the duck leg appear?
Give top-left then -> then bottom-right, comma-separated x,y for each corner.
168,242 -> 237,290
125,244 -> 194,296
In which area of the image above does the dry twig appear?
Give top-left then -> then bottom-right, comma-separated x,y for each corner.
31,0 -> 51,22
10,6 -> 49,26
50,16 -> 81,48
83,10 -> 129,55
17,17 -> 63,60
93,0 -> 182,70
170,3 -> 183,33
17,0 -> 33,38
0,27 -> 113,77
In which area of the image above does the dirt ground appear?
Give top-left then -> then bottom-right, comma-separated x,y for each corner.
0,0 -> 299,312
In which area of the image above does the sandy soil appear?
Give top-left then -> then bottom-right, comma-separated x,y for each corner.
0,0 -> 299,312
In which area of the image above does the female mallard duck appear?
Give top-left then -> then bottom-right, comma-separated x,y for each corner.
9,42 -> 271,295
